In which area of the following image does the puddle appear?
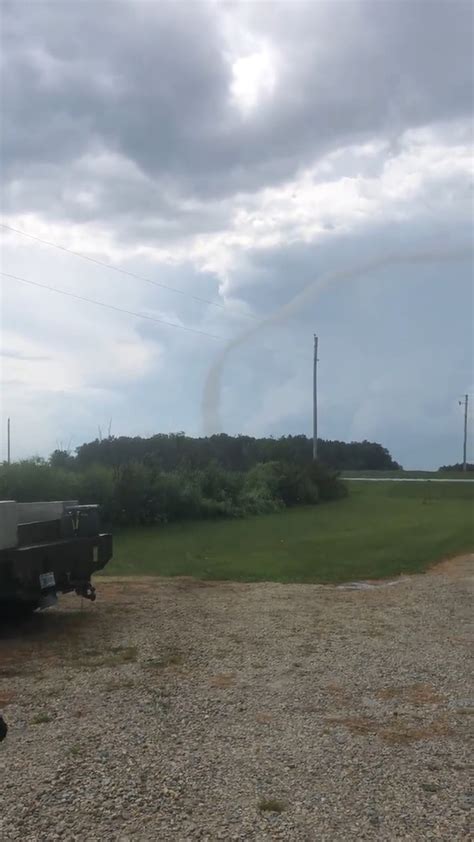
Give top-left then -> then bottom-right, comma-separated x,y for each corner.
337,578 -> 406,590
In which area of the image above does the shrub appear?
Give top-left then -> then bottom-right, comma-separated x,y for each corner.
77,465 -> 115,515
0,459 -> 79,502
151,472 -> 202,522
245,461 -> 319,507
112,462 -> 154,525
307,462 -> 348,501
0,454 -> 347,526
197,461 -> 243,504
239,487 -> 283,515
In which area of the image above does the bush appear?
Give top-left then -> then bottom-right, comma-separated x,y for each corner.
306,462 -> 348,501
76,465 -> 115,518
276,463 -> 319,506
239,487 -> 283,515
151,472 -> 202,522
0,459 -> 79,502
0,454 -> 347,527
196,461 -> 243,504
112,462 -> 157,525
245,461 -> 319,507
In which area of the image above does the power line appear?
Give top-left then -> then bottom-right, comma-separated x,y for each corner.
0,222 -> 257,320
1,271 -> 223,340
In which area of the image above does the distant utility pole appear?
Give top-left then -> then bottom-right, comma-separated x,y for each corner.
459,394 -> 468,472
313,335 -> 318,461
7,417 -> 11,465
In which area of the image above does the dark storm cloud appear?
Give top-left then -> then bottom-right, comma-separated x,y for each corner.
2,1 -> 472,467
2,2 -> 229,179
1,0 -> 472,224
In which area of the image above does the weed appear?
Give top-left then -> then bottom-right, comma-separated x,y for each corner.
0,691 -> 15,706
31,712 -> 54,725
209,673 -> 235,688
69,743 -> 83,757
143,653 -> 183,671
258,798 -> 287,814
111,645 -> 138,663
43,686 -> 64,698
74,645 -> 138,670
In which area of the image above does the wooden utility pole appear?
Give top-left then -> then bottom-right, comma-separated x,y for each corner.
7,417 -> 11,465
313,335 -> 318,461
461,394 -> 468,472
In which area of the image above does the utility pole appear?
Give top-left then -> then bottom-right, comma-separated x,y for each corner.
7,417 -> 11,465
459,394 -> 468,472
313,335 -> 318,461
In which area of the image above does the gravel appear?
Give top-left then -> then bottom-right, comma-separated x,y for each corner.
0,556 -> 472,841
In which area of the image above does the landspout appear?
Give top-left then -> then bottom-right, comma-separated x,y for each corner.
202,247 -> 472,436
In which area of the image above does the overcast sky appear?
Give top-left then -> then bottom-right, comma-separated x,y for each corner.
1,0 -> 473,468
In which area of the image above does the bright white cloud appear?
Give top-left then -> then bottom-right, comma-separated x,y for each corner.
231,44 -> 277,114
189,126 -> 473,286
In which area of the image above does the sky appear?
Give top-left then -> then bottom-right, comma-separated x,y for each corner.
1,0 -> 473,469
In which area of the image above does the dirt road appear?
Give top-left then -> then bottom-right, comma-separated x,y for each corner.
1,557 -> 472,840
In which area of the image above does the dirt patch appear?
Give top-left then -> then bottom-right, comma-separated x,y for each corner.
326,713 -> 455,744
255,711 -> 274,724
209,672 -> 236,688
427,553 -> 473,578
375,683 -> 445,705
0,690 -> 15,707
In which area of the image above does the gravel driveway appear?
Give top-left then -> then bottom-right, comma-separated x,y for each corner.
1,557 -> 472,841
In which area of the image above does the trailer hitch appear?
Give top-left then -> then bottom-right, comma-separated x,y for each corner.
75,582 -> 96,601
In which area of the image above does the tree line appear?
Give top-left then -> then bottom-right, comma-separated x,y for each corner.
0,434 -> 400,527
439,462 -> 473,472
53,433 -> 400,473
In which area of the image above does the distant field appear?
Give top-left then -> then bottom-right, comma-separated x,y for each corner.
342,469 -> 471,479
108,481 -> 474,583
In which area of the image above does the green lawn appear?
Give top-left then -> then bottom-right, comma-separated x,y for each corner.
107,481 -> 474,584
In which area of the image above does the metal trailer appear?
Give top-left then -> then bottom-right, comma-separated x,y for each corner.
0,500 -> 112,617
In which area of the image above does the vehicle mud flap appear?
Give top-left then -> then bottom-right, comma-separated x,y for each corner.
38,591 -> 58,610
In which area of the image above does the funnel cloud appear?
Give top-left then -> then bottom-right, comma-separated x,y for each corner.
202,248 -> 473,435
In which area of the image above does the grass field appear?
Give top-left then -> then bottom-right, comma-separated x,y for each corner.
341,469 -> 472,479
107,481 -> 474,584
